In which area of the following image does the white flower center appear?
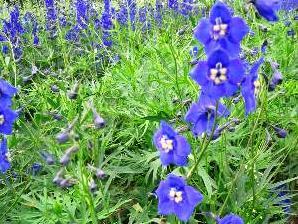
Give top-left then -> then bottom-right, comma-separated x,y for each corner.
212,17 -> 228,40
169,188 -> 183,203
160,135 -> 174,153
209,62 -> 227,85
0,114 -> 5,125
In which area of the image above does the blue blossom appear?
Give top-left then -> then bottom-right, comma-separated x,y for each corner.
127,0 -> 137,30
269,70 -> 283,91
155,0 -> 163,27
218,214 -> 244,224
0,107 -> 18,135
0,79 -> 18,108
251,0 -> 281,21
190,49 -> 245,99
1,7 -> 24,60
75,0 -> 89,29
181,0 -> 193,17
168,0 -> 178,11
116,4 -> 128,26
190,46 -> 198,58
194,2 -> 249,57
44,0 -> 58,38
0,137 -> 10,173
153,121 -> 191,166
241,58 -> 264,115
156,174 -> 203,221
185,93 -> 230,137
2,45 -> 9,54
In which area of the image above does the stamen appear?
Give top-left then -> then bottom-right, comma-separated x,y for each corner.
0,114 -> 5,125
169,188 -> 183,203
213,24 -> 220,32
160,135 -> 174,153
219,68 -> 227,75
219,74 -> 227,81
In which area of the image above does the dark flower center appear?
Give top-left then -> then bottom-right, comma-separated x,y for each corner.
212,17 -> 228,40
209,62 -> 228,85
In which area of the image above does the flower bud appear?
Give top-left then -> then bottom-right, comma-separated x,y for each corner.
273,126 -> 287,138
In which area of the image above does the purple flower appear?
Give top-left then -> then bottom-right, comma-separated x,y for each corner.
272,126 -> 287,138
241,58 -> 264,115
153,121 -> 191,166
44,0 -> 58,38
218,214 -> 244,224
0,79 -> 18,108
156,174 -> 203,221
0,138 -> 10,173
269,70 -> 283,91
251,0 -> 281,22
168,0 -> 178,11
191,49 -> 245,99
0,107 -> 18,135
116,4 -> 128,26
181,0 -> 193,17
185,93 -> 230,137
194,2 -> 249,57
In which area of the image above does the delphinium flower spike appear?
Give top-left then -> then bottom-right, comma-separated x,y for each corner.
156,174 -> 203,222
44,0 -> 58,38
153,121 -> 191,166
0,137 -> 11,173
190,49 -> 245,99
185,93 -> 230,137
194,2 -> 249,57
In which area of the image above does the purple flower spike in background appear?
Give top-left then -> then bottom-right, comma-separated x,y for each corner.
194,2 -> 249,57
185,93 -> 230,137
217,213 -> 244,224
156,174 -> 203,222
251,0 -> 281,22
153,121 -> 191,166
0,138 -> 10,173
0,79 -> 18,108
241,57 -> 264,115
191,49 -> 245,99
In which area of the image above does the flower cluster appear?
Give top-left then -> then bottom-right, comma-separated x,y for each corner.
101,0 -> 113,47
152,2 -> 255,222
44,0 -> 58,38
0,79 -> 18,173
0,6 -> 24,60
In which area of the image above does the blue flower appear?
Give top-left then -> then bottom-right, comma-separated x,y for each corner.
190,49 -> 245,99
0,79 -> 18,107
252,0 -> 281,21
156,174 -> 203,221
168,0 -> 178,11
185,93 -> 230,137
194,2 -> 248,57
0,107 -> 18,135
241,58 -> 264,115
44,0 -> 58,38
181,0 -> 193,17
116,4 -> 128,26
153,121 -> 191,166
218,214 -> 244,224
0,137 -> 10,173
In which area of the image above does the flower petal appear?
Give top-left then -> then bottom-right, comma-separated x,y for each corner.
228,17 -> 249,43
175,135 -> 191,157
174,200 -> 194,222
160,151 -> 174,166
190,61 -> 209,86
210,2 -> 232,24
228,59 -> 245,84
218,38 -> 241,58
207,49 -> 230,68
194,19 -> 212,45
224,82 -> 239,97
184,186 -> 204,207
